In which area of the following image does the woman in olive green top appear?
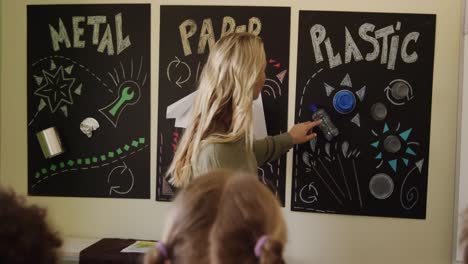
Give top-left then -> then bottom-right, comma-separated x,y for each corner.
166,33 -> 321,188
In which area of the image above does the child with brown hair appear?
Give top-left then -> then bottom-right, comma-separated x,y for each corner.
0,188 -> 62,264
145,170 -> 288,264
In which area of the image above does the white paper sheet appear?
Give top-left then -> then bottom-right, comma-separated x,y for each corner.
120,241 -> 156,253
166,91 -> 268,139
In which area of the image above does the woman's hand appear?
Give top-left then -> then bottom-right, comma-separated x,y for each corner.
288,120 -> 322,144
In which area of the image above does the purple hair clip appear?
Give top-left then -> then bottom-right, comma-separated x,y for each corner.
156,241 -> 169,259
254,235 -> 269,258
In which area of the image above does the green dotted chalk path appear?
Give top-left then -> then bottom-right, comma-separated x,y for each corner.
33,137 -> 147,181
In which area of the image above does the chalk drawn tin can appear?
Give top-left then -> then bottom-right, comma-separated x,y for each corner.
36,127 -> 65,159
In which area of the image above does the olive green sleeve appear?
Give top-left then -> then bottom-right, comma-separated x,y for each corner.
253,132 -> 294,167
195,142 -> 254,176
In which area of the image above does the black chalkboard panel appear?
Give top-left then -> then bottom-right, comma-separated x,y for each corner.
292,11 -> 436,219
157,6 -> 290,204
27,4 -> 151,198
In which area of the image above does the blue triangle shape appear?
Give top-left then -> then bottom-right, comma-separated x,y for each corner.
402,158 -> 409,166
375,153 -> 382,159
388,159 -> 397,172
371,141 -> 379,148
399,128 -> 412,141
383,123 -> 389,133
406,147 -> 416,156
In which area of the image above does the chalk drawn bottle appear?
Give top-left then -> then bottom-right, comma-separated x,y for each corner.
309,104 -> 339,141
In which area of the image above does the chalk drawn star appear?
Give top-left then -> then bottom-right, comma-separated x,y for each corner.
370,122 -> 420,173
34,66 -> 75,113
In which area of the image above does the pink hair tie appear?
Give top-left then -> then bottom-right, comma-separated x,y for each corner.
254,235 -> 269,257
156,241 -> 169,259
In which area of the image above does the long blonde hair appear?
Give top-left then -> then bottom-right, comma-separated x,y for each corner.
145,170 -> 287,264
166,33 -> 266,187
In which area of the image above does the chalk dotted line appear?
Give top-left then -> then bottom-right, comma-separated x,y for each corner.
28,110 -> 40,127
294,68 -> 324,206
298,68 -> 323,118
31,138 -> 148,189
31,55 -> 113,94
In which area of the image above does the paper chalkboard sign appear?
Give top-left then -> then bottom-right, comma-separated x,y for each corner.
27,4 -> 151,198
157,6 -> 291,204
292,11 -> 436,219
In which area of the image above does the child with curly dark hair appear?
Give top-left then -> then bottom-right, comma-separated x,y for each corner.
0,188 -> 62,264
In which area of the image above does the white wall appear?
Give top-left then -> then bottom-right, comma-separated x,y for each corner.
0,0 -> 462,263
454,32 -> 468,264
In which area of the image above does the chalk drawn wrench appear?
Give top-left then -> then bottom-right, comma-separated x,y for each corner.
99,80 -> 141,127
108,161 -> 134,195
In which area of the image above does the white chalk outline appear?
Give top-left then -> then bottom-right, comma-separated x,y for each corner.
384,79 -> 414,106
107,161 -> 135,195
262,78 -> 282,98
311,165 -> 343,206
337,151 -> 352,200
166,56 -> 191,88
31,55 -> 111,92
318,157 -> 345,197
98,80 -> 142,128
352,159 -> 363,208
299,182 -> 319,204
34,66 -> 76,114
400,159 -> 423,210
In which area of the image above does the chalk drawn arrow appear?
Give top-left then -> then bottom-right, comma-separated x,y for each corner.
384,86 -> 405,106
400,159 -> 424,210
299,182 -> 319,204
107,161 -> 134,195
166,56 -> 191,88
384,79 -> 414,106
